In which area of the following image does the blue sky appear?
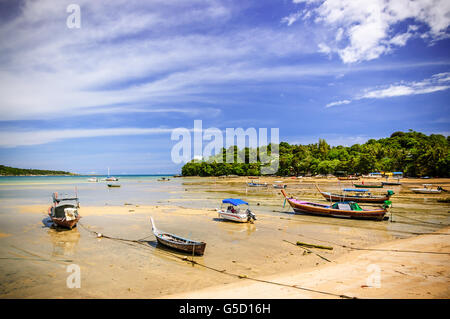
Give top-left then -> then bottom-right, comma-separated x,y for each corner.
0,0 -> 449,174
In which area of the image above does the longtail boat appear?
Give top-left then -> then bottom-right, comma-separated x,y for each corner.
150,217 -> 206,255
315,184 -> 394,204
48,192 -> 81,229
353,183 -> 383,188
281,190 -> 388,221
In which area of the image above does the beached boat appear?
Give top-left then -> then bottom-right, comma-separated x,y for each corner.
157,177 -> 170,181
281,190 -> 388,221
337,176 -> 359,181
107,183 -> 121,187
273,184 -> 287,189
381,180 -> 401,186
315,184 -> 394,204
48,192 -> 81,229
87,177 -> 98,182
247,182 -> 268,187
150,217 -> 206,255
411,184 -> 443,194
216,198 -> 257,223
353,183 -> 383,188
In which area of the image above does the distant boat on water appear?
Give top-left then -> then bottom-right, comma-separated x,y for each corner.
105,167 -> 119,181
87,177 -> 98,182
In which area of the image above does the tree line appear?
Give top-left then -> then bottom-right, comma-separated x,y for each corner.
181,131 -> 450,177
0,165 -> 73,176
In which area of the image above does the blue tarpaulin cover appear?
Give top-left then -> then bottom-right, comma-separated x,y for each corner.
343,188 -> 368,192
222,198 -> 248,206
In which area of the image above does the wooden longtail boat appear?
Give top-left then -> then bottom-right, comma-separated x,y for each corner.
315,184 -> 394,204
281,190 -> 388,221
48,192 -> 81,229
353,183 -> 383,188
150,217 -> 206,255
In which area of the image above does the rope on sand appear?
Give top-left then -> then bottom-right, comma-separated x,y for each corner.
78,222 -> 355,299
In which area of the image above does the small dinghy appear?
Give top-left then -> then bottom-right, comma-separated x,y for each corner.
48,192 -> 81,229
216,198 -> 257,223
107,183 -> 121,187
150,217 -> 206,255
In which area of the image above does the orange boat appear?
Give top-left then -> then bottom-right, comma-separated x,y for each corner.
280,189 -> 388,221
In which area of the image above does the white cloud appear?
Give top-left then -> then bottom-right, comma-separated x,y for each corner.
286,0 -> 450,63
326,72 -> 450,107
0,127 -> 175,148
325,99 -> 350,108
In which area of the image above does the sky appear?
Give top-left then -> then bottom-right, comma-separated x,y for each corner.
0,0 -> 449,174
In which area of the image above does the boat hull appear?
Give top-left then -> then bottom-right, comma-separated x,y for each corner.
218,210 -> 250,223
281,190 -> 386,221
353,184 -> 383,188
411,189 -> 441,194
48,207 -> 81,229
155,235 -> 206,255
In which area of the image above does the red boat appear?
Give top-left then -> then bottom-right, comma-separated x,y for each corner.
281,190 -> 388,221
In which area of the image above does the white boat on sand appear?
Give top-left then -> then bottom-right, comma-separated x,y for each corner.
411,184 -> 444,194
216,198 -> 257,223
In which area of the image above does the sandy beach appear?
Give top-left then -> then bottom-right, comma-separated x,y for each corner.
0,176 -> 449,298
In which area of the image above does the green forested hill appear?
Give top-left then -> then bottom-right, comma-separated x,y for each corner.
0,165 -> 74,176
181,131 -> 450,177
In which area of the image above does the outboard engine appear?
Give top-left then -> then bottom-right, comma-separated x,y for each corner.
246,209 -> 257,222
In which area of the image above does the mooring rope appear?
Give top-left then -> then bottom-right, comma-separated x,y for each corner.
77,222 -> 355,299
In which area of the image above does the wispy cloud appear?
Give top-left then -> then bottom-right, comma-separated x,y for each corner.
0,127 -> 175,148
326,72 -> 450,107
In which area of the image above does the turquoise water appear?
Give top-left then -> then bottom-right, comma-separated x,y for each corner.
0,175 -> 179,206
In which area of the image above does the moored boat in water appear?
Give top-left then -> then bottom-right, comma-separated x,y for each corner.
281,190 -> 388,221
315,184 -> 394,204
150,217 -> 206,255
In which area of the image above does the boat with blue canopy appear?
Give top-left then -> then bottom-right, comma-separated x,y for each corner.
216,198 -> 257,223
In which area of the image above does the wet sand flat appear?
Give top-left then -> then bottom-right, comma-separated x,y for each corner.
0,176 -> 449,298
